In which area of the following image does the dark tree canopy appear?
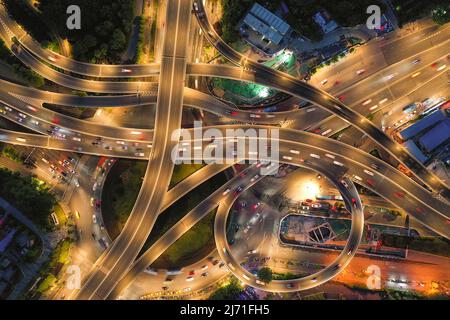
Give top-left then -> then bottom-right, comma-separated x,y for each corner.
38,0 -> 135,63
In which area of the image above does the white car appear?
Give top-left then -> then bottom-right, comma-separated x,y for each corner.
341,180 -> 349,188
121,68 -> 132,73
186,276 -> 194,282
320,79 -> 328,85
92,214 -> 97,224
356,69 -> 365,75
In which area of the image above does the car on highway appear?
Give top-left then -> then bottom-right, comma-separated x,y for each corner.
92,214 -> 97,224
225,109 -> 238,116
233,185 -> 244,195
384,73 -> 396,81
331,264 -> 341,271
75,211 -> 80,219
222,188 -> 231,196
320,79 -> 328,85
286,282 -> 297,289
186,276 -> 194,282
144,267 -> 158,275
356,69 -> 365,75
201,272 -> 208,278
412,58 -> 421,64
163,277 -> 174,285
393,191 -> 405,199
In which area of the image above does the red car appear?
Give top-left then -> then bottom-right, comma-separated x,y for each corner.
393,191 -> 405,199
338,95 -> 345,102
366,178 -> 375,186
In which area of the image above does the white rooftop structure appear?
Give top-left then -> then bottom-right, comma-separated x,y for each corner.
242,3 -> 290,45
250,3 -> 290,35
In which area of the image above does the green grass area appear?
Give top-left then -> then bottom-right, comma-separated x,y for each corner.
36,274 -> 57,294
52,203 -> 68,227
101,159 -> 147,239
170,163 -> 205,188
141,169 -> 228,256
152,210 -> 217,268
102,160 -> 224,250
212,52 -> 297,104
1,146 -> 23,163
273,272 -> 308,280
32,238 -> 72,297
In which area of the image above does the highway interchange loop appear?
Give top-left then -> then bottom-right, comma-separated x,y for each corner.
0,0 -> 448,298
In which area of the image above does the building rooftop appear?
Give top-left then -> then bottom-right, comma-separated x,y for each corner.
403,140 -> 429,163
242,3 -> 291,45
243,13 -> 283,44
418,118 -> 450,153
313,11 -> 339,34
250,3 -> 290,35
399,109 -> 446,141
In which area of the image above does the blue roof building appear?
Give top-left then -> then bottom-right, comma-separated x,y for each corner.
250,3 -> 290,35
418,119 -> 450,153
399,109 -> 446,141
242,3 -> 290,45
403,140 -> 429,163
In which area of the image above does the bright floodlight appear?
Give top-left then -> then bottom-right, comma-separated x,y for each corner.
258,87 -> 270,98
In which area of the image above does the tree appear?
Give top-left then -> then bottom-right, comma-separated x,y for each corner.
209,278 -> 243,300
110,29 -> 126,51
257,267 -> 273,283
432,6 -> 450,25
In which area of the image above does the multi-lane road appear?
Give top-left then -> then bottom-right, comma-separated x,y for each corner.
0,0 -> 447,299
74,0 -> 193,300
